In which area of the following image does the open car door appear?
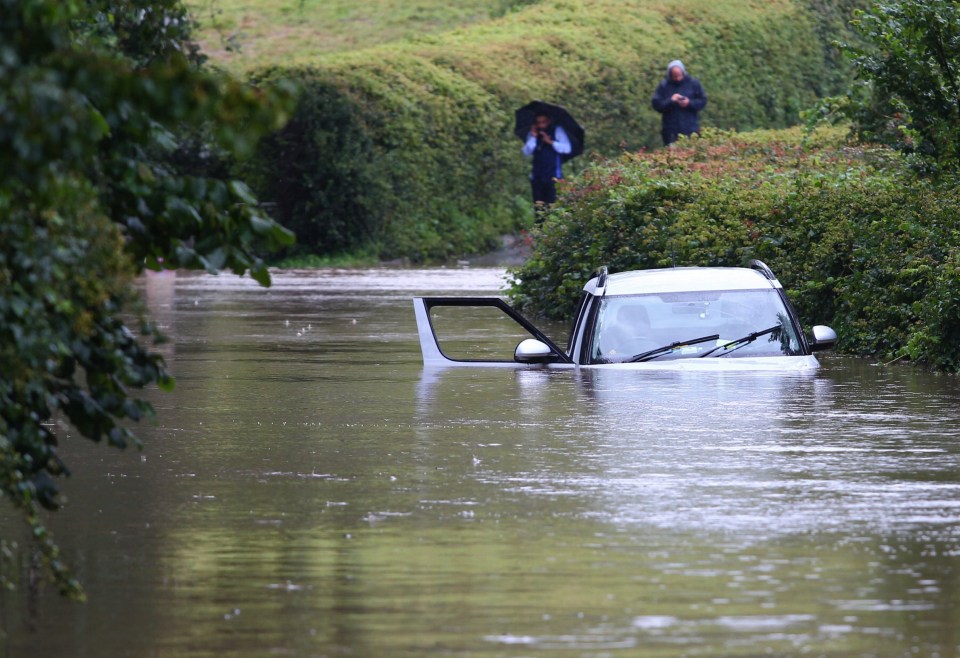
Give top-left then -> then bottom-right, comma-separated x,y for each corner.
413,297 -> 573,367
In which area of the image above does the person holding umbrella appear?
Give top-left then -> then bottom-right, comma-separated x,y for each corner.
523,112 -> 570,211
515,101 -> 584,218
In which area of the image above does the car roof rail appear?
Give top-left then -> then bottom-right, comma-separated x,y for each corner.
595,265 -> 608,288
748,259 -> 776,281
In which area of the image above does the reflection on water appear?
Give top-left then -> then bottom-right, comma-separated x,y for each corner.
4,268 -> 960,657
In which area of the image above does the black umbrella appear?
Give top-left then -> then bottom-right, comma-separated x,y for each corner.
514,100 -> 585,163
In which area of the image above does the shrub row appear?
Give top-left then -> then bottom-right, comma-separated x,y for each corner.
246,0 -> 867,261
507,128 -> 960,371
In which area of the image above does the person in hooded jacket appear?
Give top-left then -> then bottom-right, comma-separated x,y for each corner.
651,59 -> 707,146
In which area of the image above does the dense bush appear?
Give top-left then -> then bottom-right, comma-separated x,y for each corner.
246,0 -> 867,261
842,0 -> 960,173
507,129 -> 960,371
247,76 -> 380,256
251,62 -> 518,261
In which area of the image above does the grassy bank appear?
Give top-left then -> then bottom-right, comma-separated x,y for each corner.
193,0 -> 866,261
508,127 -> 960,371
185,0 -> 535,72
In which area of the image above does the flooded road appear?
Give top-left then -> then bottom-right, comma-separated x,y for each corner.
5,268 -> 960,657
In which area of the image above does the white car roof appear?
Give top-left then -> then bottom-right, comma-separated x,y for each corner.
583,267 -> 782,296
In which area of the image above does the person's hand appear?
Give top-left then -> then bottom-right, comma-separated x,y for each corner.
539,131 -> 553,145
671,93 -> 683,103
677,96 -> 690,108
530,126 -> 538,137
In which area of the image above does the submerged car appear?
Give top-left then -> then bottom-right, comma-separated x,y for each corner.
413,260 -> 837,370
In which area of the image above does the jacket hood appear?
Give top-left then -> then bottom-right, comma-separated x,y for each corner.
666,59 -> 686,78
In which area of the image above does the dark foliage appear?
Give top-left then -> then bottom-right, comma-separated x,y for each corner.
0,0 -> 293,597
843,0 -> 960,172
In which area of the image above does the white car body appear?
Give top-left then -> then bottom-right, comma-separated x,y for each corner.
414,261 -> 836,370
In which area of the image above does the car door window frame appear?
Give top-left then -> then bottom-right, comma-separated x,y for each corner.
414,297 -> 573,365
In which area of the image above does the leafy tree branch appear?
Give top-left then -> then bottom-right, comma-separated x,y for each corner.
0,0 -> 295,598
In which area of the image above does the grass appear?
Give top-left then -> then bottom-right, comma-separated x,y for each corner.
185,0 -> 534,72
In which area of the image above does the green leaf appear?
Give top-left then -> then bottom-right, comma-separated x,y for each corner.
229,180 -> 257,205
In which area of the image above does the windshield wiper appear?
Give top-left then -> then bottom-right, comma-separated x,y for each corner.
628,334 -> 720,363
698,325 -> 781,358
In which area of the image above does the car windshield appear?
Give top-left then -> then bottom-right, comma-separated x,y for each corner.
590,289 -> 803,364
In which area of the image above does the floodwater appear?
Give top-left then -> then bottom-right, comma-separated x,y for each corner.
4,268 -> 960,658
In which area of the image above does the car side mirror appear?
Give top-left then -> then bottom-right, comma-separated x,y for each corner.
514,338 -> 555,363
810,325 -> 837,352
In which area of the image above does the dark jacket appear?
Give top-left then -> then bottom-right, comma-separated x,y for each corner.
530,125 -> 563,181
651,74 -> 707,144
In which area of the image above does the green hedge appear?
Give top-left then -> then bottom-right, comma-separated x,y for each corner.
507,128 -> 960,371
247,0 -> 866,261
